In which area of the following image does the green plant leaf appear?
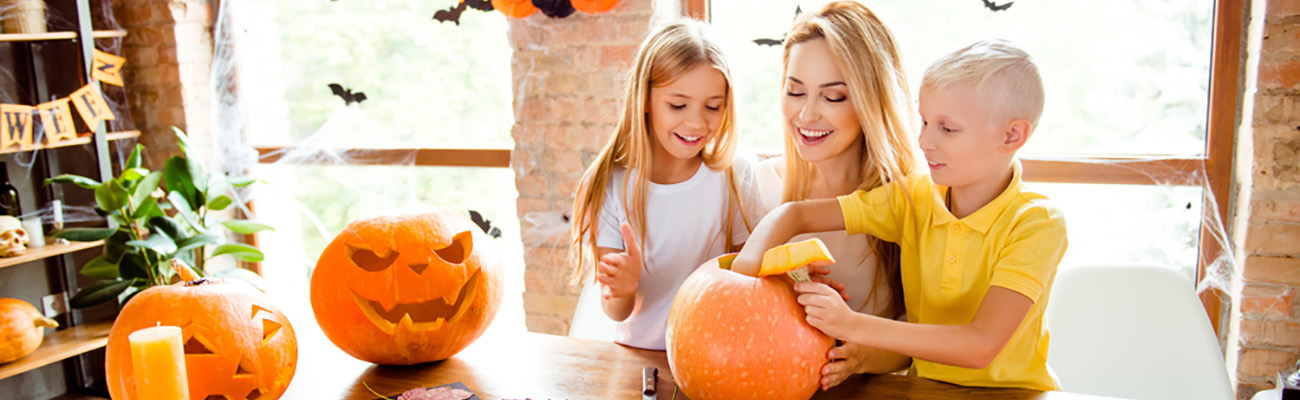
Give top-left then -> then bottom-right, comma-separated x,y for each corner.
132,196 -> 161,221
118,253 -> 151,281
228,176 -> 259,187
211,243 -> 264,262
120,167 -> 149,182
51,227 -> 116,241
164,156 -> 199,211
174,233 -> 221,254
104,231 -> 132,263
130,171 -> 163,210
94,180 -> 129,212
69,279 -> 136,309
148,216 -> 187,241
127,234 -> 178,256
125,144 -> 144,170
221,220 -> 274,234
208,195 -> 233,211
45,174 -> 102,189
167,191 -> 203,232
80,256 -> 118,279
172,127 -> 208,195
118,284 -> 143,307
211,268 -> 267,292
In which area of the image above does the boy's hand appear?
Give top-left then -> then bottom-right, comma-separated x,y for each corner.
795,281 -> 855,339
807,265 -> 850,301
596,223 -> 642,300
820,342 -> 870,390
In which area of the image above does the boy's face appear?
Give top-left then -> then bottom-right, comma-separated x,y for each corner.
782,39 -> 863,164
647,64 -> 727,162
917,82 -> 1016,190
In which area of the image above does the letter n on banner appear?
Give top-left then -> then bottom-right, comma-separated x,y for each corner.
38,99 -> 78,145
0,104 -> 35,150
91,49 -> 125,87
71,84 -> 115,130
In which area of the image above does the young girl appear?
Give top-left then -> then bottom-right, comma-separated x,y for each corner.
569,20 -> 756,351
753,1 -> 920,389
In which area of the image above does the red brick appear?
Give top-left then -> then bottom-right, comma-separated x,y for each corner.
545,73 -> 585,94
599,45 -> 636,70
518,174 -> 547,198
1246,223 -> 1300,256
523,312 -> 570,335
1255,197 -> 1300,224
1241,319 -> 1300,347
1268,0 -> 1300,19
1254,94 -> 1300,126
579,18 -> 618,41
553,98 -> 581,121
547,148 -> 586,176
1238,348 -> 1299,377
512,147 -> 539,176
1262,23 -> 1300,54
1245,256 -> 1300,285
1261,59 -> 1300,90
555,174 -> 582,198
517,198 -> 548,217
583,97 -> 620,124
1237,380 -> 1275,400
1241,284 -> 1297,318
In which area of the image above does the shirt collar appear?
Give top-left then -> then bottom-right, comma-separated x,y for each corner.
930,160 -> 1024,234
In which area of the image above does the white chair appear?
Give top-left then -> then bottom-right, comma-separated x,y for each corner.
567,282 -> 617,341
1046,265 -> 1234,400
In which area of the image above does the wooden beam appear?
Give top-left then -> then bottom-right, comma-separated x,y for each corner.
255,147 -> 512,168
1021,157 -> 1205,186
683,0 -> 707,20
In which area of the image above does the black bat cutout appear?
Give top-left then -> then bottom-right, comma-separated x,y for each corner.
434,2 -> 469,25
469,210 -> 503,239
328,83 -> 367,105
533,0 -> 576,18
753,38 -> 783,47
465,0 -> 494,11
981,0 -> 1013,12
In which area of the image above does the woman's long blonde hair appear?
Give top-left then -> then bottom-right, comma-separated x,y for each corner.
781,1 -> 918,317
569,20 -> 748,284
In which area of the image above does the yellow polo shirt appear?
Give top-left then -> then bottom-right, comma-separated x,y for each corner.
837,161 -> 1067,390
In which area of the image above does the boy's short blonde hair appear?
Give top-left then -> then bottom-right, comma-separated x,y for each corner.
922,39 -> 1045,131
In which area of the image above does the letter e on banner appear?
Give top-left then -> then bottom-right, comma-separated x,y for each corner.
71,84 -> 115,130
0,104 -> 35,150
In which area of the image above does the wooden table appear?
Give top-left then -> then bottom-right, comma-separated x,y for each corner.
284,325 -> 1126,400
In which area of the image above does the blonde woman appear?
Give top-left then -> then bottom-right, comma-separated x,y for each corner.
570,20 -> 756,351
752,1 -> 920,389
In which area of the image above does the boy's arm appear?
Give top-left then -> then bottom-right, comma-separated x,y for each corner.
731,198 -> 846,276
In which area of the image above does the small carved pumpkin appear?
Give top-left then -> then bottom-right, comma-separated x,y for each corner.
570,0 -> 618,13
492,0 -> 537,18
0,298 -> 58,364
106,269 -> 298,400
667,254 -> 832,400
310,207 -> 503,365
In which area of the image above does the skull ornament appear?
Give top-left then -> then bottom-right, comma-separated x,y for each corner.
0,216 -> 29,257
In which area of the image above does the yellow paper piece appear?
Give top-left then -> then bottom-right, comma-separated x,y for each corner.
0,104 -> 36,150
91,49 -> 126,87
70,84 -> 115,130
38,99 -> 78,145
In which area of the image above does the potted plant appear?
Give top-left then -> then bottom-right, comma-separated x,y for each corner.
46,128 -> 273,308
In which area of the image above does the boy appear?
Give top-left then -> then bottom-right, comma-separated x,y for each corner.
732,39 -> 1068,390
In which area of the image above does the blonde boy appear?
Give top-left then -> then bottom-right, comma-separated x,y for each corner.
732,39 -> 1068,390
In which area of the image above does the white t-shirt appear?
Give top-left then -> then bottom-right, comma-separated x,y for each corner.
754,157 -> 895,316
596,158 -> 757,350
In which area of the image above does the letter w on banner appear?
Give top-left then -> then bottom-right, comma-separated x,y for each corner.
91,49 -> 126,87
0,104 -> 35,150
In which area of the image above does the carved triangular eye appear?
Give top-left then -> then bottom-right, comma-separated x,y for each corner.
184,335 -> 214,355
262,318 -> 282,345
433,231 -> 472,265
407,263 -> 429,275
235,356 -> 257,377
245,389 -> 264,400
346,243 -> 399,271
204,396 -> 228,400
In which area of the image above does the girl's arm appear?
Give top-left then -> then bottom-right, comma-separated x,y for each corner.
732,198 -> 846,276
595,223 -> 643,322
798,283 -> 1032,370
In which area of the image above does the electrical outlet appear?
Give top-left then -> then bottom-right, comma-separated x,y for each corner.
41,292 -> 67,318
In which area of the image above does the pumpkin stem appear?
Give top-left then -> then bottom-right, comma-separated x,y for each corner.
34,316 -> 59,329
170,259 -> 202,282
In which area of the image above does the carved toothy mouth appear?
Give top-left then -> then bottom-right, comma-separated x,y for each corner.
350,269 -> 482,334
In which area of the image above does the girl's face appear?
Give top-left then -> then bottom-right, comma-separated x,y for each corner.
782,39 -> 863,163
647,64 -> 727,162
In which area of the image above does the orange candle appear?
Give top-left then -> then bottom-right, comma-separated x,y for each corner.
128,325 -> 189,400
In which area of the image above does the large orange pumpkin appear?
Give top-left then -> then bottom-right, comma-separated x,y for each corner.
571,0 -> 618,13
106,270 -> 298,400
491,0 -> 537,18
310,207 -> 503,365
0,298 -> 58,364
666,254 -> 833,400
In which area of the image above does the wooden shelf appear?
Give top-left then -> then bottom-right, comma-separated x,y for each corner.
0,131 -> 140,155
0,321 -> 111,380
52,394 -> 108,400
0,241 -> 102,271
0,30 -> 128,42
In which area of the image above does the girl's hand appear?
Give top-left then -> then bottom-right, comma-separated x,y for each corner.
596,223 -> 642,300
794,281 -> 855,339
807,265 -> 850,302
819,342 -> 871,390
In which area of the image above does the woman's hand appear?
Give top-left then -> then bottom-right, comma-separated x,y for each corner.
596,223 -> 642,300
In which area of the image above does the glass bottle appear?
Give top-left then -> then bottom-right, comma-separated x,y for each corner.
0,162 -> 21,217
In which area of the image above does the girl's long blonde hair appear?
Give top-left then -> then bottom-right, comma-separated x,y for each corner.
781,1 -> 918,317
570,20 -> 748,284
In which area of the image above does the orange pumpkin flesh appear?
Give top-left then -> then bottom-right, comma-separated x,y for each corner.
667,254 -> 833,400
0,298 -> 58,364
491,0 -> 537,18
310,207 -> 503,365
105,277 -> 298,400
571,0 -> 619,13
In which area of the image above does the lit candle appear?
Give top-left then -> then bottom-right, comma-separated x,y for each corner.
128,325 -> 190,400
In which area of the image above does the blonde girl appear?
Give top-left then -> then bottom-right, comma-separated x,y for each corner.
752,1 -> 920,388
569,19 -> 755,351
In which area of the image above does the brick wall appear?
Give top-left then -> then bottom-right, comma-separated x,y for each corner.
508,2 -> 654,335
113,0 -> 214,168
1235,0 -> 1300,397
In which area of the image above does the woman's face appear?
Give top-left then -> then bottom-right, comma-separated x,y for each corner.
782,38 -> 863,164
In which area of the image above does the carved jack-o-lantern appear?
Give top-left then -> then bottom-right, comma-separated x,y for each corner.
310,207 -> 503,365
106,273 -> 298,400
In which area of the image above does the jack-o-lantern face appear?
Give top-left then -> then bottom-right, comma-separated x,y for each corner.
310,207 -> 503,365
106,279 -> 298,400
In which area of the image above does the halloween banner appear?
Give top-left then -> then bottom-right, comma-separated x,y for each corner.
0,50 -> 126,151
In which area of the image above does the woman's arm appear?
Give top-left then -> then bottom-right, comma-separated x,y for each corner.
732,198 -> 846,276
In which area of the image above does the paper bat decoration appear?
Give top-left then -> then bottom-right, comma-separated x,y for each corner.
328,83 -> 367,105
469,210 -> 503,239
752,6 -> 801,48
533,0 -> 576,18
981,0 -> 1013,12
434,0 -> 496,24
